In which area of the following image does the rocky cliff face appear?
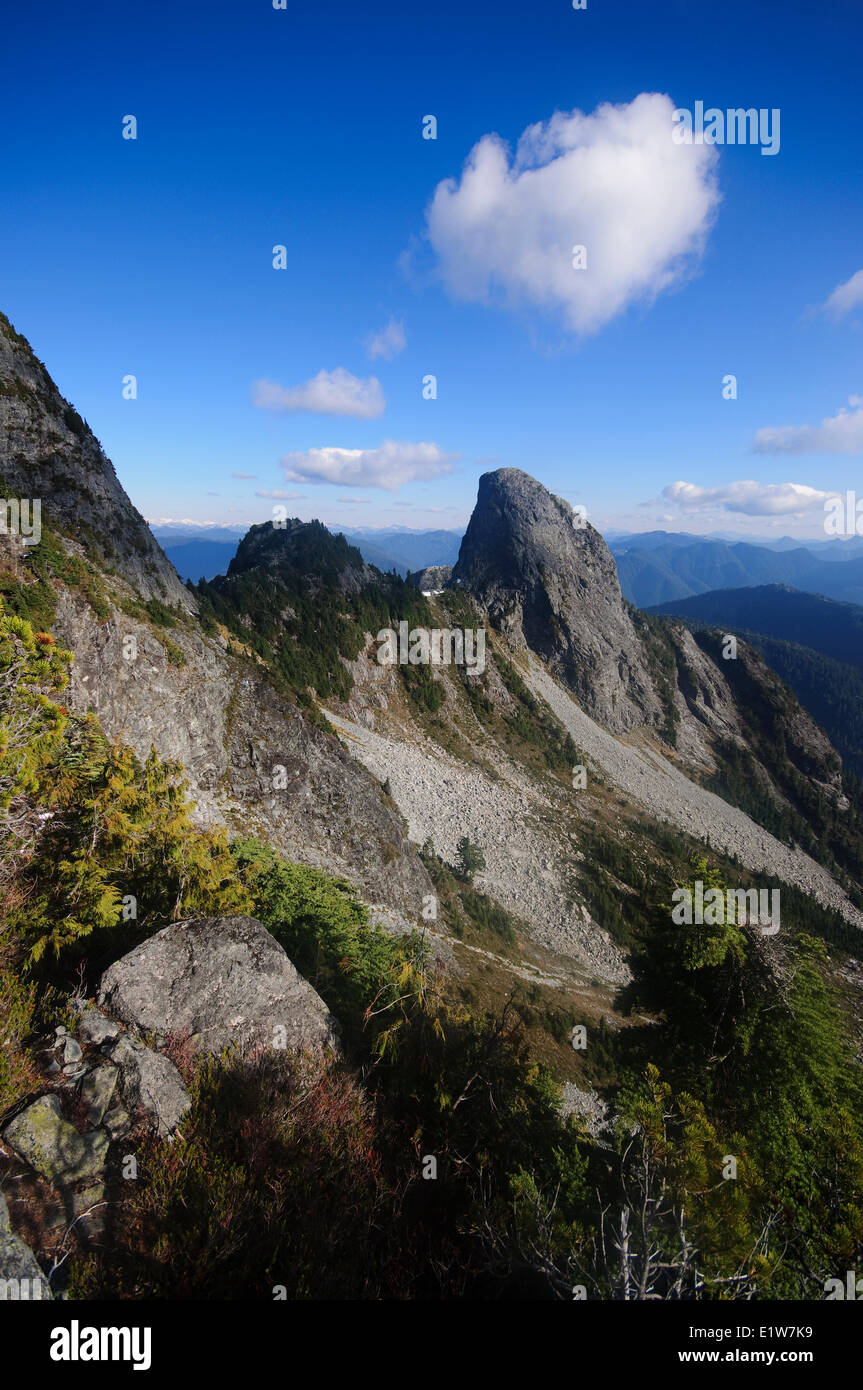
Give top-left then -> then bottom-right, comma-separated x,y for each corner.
54,587 -> 431,913
449,470 -> 846,798
451,469 -> 664,733
0,313 -> 192,610
669,622 -> 845,797
0,310 -> 431,916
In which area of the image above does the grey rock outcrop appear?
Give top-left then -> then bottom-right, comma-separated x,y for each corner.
559,1082 -> 613,1143
0,1194 -> 52,1299
0,1024 -> 172,1248
103,1035 -> 190,1138
668,622 -> 846,798
98,915 -> 342,1060
411,565 -> 453,592
78,1065 -> 119,1129
2,1095 -> 108,1187
451,469 -> 664,733
74,1001 -> 189,1137
77,1009 -> 121,1047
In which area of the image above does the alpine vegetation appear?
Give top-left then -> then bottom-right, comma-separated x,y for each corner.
376,621 -> 486,675
671,881 -> 781,935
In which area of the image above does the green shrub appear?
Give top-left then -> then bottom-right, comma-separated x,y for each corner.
231,838 -> 425,1052
4,706 -> 250,970
456,835 -> 486,882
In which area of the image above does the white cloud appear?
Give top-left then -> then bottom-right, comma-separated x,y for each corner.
753,396 -> 863,454
822,269 -> 863,318
252,368 -> 385,419
662,480 -> 833,516
365,318 -> 406,360
255,489 -> 307,500
337,496 -> 371,505
424,92 -> 720,335
280,440 -> 456,492
231,471 -> 257,479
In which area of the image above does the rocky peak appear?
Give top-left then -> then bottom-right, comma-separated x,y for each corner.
227,518 -> 376,595
411,564 -> 453,593
452,469 -> 663,733
0,311 -> 193,610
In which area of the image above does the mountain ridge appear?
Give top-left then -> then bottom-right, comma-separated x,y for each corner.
0,312 -> 192,611
616,533 -> 863,607
3,309 -> 862,949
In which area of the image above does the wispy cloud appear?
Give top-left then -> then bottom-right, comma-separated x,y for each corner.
147,517 -> 249,529
255,489 -> 307,500
424,92 -> 720,335
661,480 -> 833,516
365,318 -> 406,360
252,368 -> 385,419
280,440 -> 456,492
231,471 -> 258,479
753,395 -> 863,454
821,270 -> 863,319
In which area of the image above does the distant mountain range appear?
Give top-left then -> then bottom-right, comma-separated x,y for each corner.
339,526 -> 463,575
155,522 -> 863,591
611,533 -> 863,607
156,523 -> 464,582
610,529 -> 863,556
158,538 -> 240,583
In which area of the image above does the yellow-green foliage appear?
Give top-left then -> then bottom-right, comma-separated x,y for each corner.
10,715 -> 251,966
0,606 -> 71,814
1,599 -> 249,968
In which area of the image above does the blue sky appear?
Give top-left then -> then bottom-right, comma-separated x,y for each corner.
3,0 -> 862,539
